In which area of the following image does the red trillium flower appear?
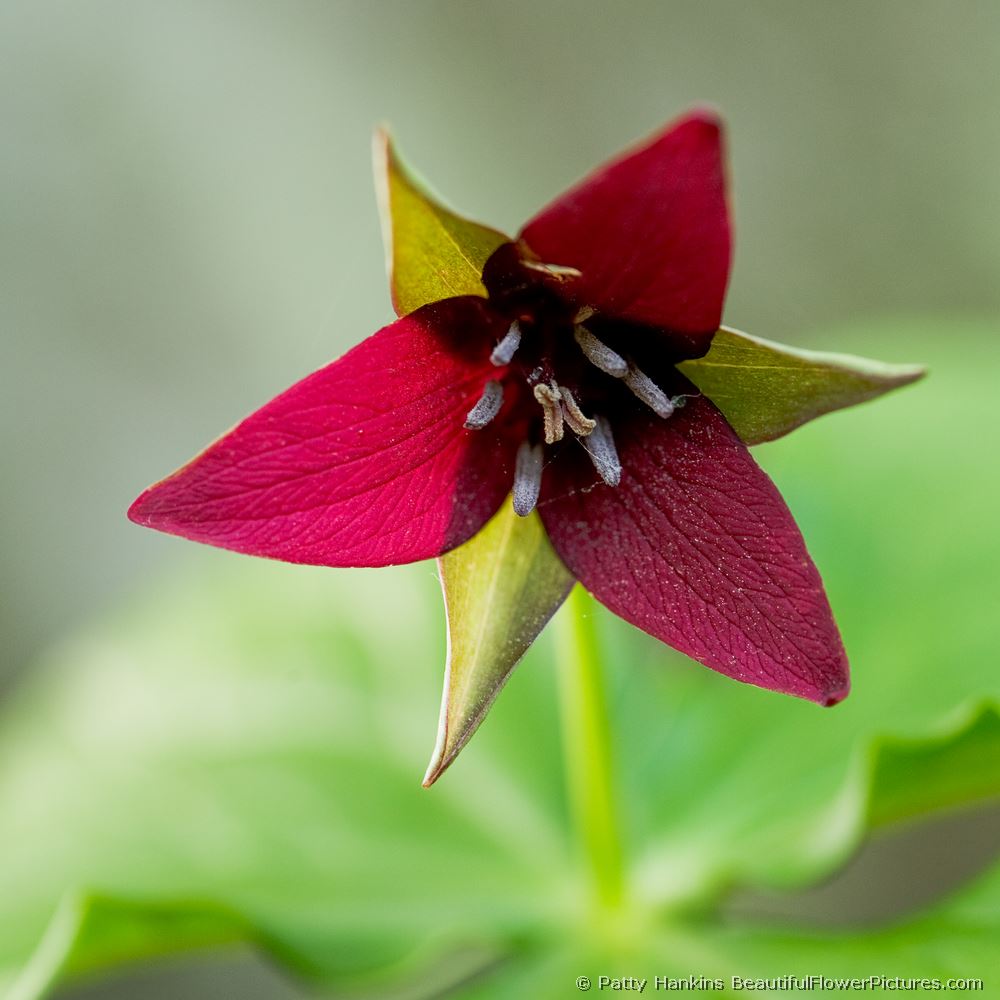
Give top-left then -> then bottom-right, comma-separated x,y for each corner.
130,110 -> 923,779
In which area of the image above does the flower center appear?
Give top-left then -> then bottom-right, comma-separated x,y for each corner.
465,243 -> 694,517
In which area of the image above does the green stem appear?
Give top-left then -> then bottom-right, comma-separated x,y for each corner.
555,585 -> 626,911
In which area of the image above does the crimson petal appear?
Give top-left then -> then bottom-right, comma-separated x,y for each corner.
538,396 -> 849,704
129,297 -> 517,567
519,110 -> 731,355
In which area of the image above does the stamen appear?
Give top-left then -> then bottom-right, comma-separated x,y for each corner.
464,379 -> 504,429
490,321 -> 522,366
584,416 -> 622,487
574,306 -> 595,323
533,383 -> 565,444
558,386 -> 596,436
520,260 -> 583,282
624,363 -> 675,419
512,440 -> 544,517
574,325 -> 628,378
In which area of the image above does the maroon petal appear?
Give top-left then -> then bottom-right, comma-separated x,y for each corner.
519,110 -> 731,354
538,396 -> 849,704
129,297 -> 518,567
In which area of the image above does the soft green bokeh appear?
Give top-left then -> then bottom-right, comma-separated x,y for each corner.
2,1 -> 999,997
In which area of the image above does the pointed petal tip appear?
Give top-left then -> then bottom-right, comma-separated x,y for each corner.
676,104 -> 724,134
127,486 -> 162,528
754,672 -> 850,707
127,480 -> 194,538
801,662 -> 850,707
126,492 -> 146,525
791,643 -> 849,707
520,105 -> 731,339
821,679 -> 851,707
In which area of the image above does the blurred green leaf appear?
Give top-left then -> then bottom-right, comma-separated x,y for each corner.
373,128 -> 509,316
865,705 -> 1000,829
679,326 -> 926,444
5,895 -> 250,1000
427,504 -> 573,786
0,324 -> 997,996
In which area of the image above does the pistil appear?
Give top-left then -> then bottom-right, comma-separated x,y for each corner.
533,383 -> 565,444
559,387 -> 597,437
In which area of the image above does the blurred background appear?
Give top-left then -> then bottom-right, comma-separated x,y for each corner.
2,1 -> 998,997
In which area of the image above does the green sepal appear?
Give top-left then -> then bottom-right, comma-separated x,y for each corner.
373,127 -> 510,316
680,326 -> 926,445
426,503 -> 574,786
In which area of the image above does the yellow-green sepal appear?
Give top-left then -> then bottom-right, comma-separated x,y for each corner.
373,127 -> 511,316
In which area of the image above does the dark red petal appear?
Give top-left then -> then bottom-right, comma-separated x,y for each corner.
519,109 -> 731,354
538,396 -> 849,705
129,297 -> 518,567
